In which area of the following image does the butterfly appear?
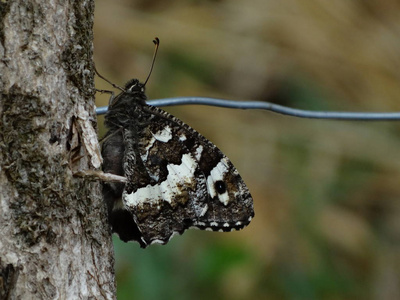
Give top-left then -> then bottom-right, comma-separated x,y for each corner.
100,38 -> 254,248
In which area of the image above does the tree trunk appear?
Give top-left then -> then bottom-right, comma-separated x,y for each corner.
0,1 -> 116,299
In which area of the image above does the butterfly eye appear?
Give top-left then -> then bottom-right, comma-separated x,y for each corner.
128,83 -> 137,91
215,181 -> 226,194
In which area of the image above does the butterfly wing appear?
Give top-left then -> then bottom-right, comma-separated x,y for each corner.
119,103 -> 254,247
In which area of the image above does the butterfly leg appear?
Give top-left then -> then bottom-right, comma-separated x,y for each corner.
96,88 -> 116,106
74,170 -> 127,183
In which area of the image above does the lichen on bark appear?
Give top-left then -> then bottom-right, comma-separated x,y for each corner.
0,1 -> 116,299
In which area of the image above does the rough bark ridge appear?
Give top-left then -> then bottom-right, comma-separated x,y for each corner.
0,1 -> 116,299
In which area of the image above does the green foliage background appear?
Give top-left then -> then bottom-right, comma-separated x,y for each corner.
94,1 -> 400,299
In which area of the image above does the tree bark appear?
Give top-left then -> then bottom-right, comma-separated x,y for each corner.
0,1 -> 116,299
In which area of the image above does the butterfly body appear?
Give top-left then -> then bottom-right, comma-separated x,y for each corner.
102,79 -> 254,247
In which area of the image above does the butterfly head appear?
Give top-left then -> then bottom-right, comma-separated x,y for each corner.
124,79 -> 145,94
107,78 -> 146,108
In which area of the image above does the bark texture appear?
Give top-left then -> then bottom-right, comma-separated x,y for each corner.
0,1 -> 116,299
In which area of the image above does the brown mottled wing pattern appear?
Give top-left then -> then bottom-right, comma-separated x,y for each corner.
102,79 -> 254,248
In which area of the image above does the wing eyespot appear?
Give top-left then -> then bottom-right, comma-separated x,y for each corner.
215,180 -> 226,194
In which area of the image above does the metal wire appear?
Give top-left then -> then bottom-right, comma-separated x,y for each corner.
95,97 -> 400,121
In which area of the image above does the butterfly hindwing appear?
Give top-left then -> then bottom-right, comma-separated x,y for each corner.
102,79 -> 254,247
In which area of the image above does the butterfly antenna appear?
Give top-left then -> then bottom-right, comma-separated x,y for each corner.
94,63 -> 125,92
143,37 -> 160,87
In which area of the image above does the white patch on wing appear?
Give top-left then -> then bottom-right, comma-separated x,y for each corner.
150,239 -> 165,245
141,135 -> 156,162
206,158 -> 230,205
175,153 -> 194,175
125,153 -> 197,207
159,174 -> 172,203
153,125 -> 172,143
199,204 -> 208,217
195,145 -> 203,161
141,126 -> 172,162
207,175 -> 216,199
179,134 -> 187,141
149,173 -> 160,182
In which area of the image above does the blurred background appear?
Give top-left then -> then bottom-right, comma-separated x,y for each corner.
94,1 -> 400,299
